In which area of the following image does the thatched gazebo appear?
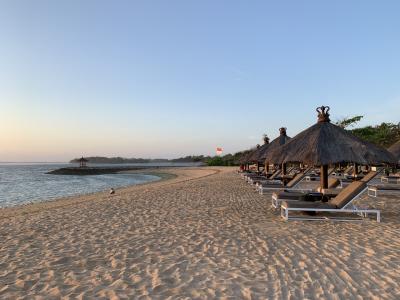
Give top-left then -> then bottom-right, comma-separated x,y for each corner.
388,140 -> 400,165
238,149 -> 253,170
265,106 -> 396,189
239,145 -> 261,170
259,127 -> 291,173
247,135 -> 270,170
78,157 -> 88,168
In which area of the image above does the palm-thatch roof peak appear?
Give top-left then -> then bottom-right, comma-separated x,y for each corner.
258,127 -> 291,162
263,134 -> 270,144
245,133 -> 271,164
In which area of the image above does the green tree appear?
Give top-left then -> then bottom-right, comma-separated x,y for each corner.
335,116 -> 400,147
335,115 -> 363,128
350,122 -> 400,148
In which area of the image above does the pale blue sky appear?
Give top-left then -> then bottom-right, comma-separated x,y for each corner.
0,1 -> 399,161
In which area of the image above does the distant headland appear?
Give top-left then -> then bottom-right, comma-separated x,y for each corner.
69,156 -> 205,164
47,166 -> 156,175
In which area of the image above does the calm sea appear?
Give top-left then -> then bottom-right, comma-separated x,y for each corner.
0,162 -> 197,208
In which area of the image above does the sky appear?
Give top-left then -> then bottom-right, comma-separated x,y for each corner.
0,0 -> 399,162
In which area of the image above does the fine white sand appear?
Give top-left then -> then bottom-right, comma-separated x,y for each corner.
0,167 -> 399,299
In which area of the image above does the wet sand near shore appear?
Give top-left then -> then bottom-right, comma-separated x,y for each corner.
0,167 -> 399,299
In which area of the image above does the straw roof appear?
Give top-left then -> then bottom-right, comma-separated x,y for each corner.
247,135 -> 270,163
238,149 -> 252,164
258,128 -> 291,162
388,140 -> 400,163
265,106 -> 396,166
239,145 -> 260,164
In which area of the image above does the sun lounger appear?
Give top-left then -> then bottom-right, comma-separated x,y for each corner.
305,173 -> 319,181
280,172 -> 381,222
380,176 -> 400,184
332,165 -> 354,176
248,175 -> 272,184
268,169 -> 282,180
271,177 -> 340,208
367,184 -> 400,197
251,169 -> 282,185
305,167 -> 334,181
253,173 -> 297,185
258,167 -> 312,195
242,172 -> 263,180
244,169 -> 277,180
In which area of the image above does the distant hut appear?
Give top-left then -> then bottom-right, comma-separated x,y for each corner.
78,157 -> 88,168
239,146 -> 260,170
265,106 -> 396,189
248,134 -> 270,171
259,127 -> 291,173
388,140 -> 400,165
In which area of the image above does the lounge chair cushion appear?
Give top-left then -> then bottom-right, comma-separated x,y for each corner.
329,181 -> 366,208
286,173 -> 306,188
328,178 -> 340,188
320,188 -> 341,197
272,191 -> 307,200
272,191 -> 325,201
360,171 -> 378,183
281,201 -> 333,209
260,183 -> 285,188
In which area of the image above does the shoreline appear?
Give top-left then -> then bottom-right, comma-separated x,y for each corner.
0,167 -> 217,219
0,171 -> 165,212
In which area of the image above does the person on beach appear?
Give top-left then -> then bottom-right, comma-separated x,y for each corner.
109,188 -> 115,195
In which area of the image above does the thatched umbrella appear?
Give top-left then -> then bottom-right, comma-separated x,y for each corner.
265,106 -> 396,188
388,140 -> 400,165
259,127 -> 291,174
238,146 -> 259,170
247,134 -> 270,170
247,144 -> 261,170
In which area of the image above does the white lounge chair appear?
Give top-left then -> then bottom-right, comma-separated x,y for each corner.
367,184 -> 400,197
257,167 -> 312,195
380,175 -> 400,184
271,177 -> 340,208
280,172 -> 381,222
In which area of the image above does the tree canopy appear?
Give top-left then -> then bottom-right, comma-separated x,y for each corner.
335,116 -> 364,128
350,122 -> 400,148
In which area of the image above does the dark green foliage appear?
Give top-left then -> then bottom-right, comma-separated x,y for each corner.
335,116 -> 364,128
170,155 -> 208,162
350,122 -> 400,148
206,151 -> 248,166
206,156 -> 226,166
335,116 -> 400,148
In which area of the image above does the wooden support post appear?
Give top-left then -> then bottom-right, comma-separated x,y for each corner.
282,163 -> 287,186
353,163 -> 359,177
320,165 -> 328,189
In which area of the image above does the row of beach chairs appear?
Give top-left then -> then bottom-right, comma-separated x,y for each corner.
240,166 -> 400,222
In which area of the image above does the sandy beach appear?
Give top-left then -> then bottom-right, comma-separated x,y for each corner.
0,167 -> 399,299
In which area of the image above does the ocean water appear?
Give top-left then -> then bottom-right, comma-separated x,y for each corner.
0,163 -> 165,207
